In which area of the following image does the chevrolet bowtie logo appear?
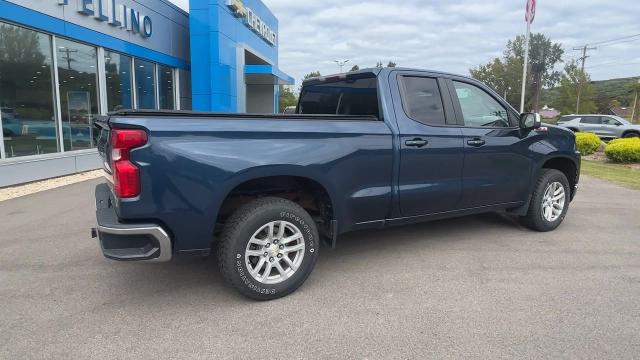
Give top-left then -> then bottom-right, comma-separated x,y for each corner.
227,0 -> 248,18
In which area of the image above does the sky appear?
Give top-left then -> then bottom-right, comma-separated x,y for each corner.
169,0 -> 639,84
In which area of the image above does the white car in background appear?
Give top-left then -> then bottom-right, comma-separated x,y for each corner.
557,114 -> 640,139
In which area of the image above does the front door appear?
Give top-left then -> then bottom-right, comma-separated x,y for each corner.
600,116 -> 622,138
449,80 -> 532,208
393,74 -> 464,217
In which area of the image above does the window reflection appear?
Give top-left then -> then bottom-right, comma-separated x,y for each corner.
0,22 -> 58,158
56,38 -> 99,151
179,69 -> 192,110
135,59 -> 156,109
158,65 -> 174,110
104,51 -> 132,112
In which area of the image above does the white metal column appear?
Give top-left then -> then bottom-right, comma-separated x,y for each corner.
154,64 -> 160,109
51,35 -> 65,153
174,68 -> 181,110
131,59 -> 138,109
97,47 -> 108,115
0,109 -> 5,159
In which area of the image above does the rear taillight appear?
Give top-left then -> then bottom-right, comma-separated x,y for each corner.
111,129 -> 148,198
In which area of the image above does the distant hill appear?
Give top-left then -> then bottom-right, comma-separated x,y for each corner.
541,76 -> 640,111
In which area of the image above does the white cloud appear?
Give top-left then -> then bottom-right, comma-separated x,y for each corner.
169,0 -> 640,82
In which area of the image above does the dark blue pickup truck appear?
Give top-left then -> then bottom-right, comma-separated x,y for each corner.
93,68 -> 580,300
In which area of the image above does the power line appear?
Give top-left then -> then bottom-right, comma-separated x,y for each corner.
587,60 -> 640,69
597,36 -> 640,48
588,33 -> 640,47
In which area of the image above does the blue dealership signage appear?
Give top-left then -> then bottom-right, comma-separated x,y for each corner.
57,0 -> 152,38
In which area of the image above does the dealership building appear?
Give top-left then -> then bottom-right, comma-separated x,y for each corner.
0,0 -> 293,187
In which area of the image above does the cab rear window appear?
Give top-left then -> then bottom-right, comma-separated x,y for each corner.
298,75 -> 379,118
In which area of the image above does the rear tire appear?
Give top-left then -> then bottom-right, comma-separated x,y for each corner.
520,169 -> 570,232
217,197 -> 319,300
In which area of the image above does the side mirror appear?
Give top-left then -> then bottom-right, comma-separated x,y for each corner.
519,112 -> 542,130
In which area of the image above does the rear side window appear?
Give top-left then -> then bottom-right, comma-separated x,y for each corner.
580,116 -> 601,124
298,76 -> 379,118
400,76 -> 446,126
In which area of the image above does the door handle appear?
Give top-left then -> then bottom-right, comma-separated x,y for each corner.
405,138 -> 428,148
467,138 -> 486,147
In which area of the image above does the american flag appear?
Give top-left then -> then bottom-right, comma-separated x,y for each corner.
526,0 -> 536,24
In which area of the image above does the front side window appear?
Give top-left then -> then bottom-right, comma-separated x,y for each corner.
400,76 -> 446,126
0,22 -> 58,158
56,38 -> 99,151
453,81 -> 510,128
135,59 -> 156,109
601,117 -> 621,126
104,51 -> 132,112
580,116 -> 601,124
158,65 -> 174,110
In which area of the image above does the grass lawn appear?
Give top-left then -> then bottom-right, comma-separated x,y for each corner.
581,160 -> 640,190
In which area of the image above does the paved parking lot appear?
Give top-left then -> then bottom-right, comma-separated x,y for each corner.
1,176 -> 639,359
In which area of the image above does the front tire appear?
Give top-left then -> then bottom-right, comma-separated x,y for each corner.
623,132 -> 639,138
217,197 -> 319,300
520,169 -> 571,232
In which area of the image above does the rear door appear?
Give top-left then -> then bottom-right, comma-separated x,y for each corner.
449,79 -> 532,208
578,116 -> 602,134
391,72 -> 464,216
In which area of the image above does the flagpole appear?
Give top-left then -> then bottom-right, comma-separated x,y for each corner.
519,19 -> 531,113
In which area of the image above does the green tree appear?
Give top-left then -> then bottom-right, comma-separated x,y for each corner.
557,60 -> 596,115
278,85 -> 297,113
609,99 -> 621,108
349,65 -> 360,72
594,92 -> 614,113
470,33 -> 564,111
303,71 -> 321,80
375,61 -> 383,68
387,61 -> 397,68
0,24 -> 46,64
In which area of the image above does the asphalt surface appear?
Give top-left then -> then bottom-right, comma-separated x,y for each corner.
1,176 -> 639,359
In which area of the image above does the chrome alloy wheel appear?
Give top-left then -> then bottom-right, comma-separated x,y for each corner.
541,181 -> 566,222
244,221 -> 305,285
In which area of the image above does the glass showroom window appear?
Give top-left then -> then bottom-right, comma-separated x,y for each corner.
179,69 -> 192,110
56,38 -> 99,151
0,22 -> 58,158
135,59 -> 156,109
158,65 -> 175,110
104,51 -> 133,112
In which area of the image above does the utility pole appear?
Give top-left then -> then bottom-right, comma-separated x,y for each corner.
334,59 -> 349,73
632,79 -> 640,123
573,45 -> 597,113
58,47 -> 78,70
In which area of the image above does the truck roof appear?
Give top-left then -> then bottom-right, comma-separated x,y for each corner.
301,67 -> 468,85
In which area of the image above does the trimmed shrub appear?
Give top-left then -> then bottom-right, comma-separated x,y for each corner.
575,132 -> 601,155
605,138 -> 640,163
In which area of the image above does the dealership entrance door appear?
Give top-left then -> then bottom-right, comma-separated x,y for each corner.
241,50 -> 294,114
